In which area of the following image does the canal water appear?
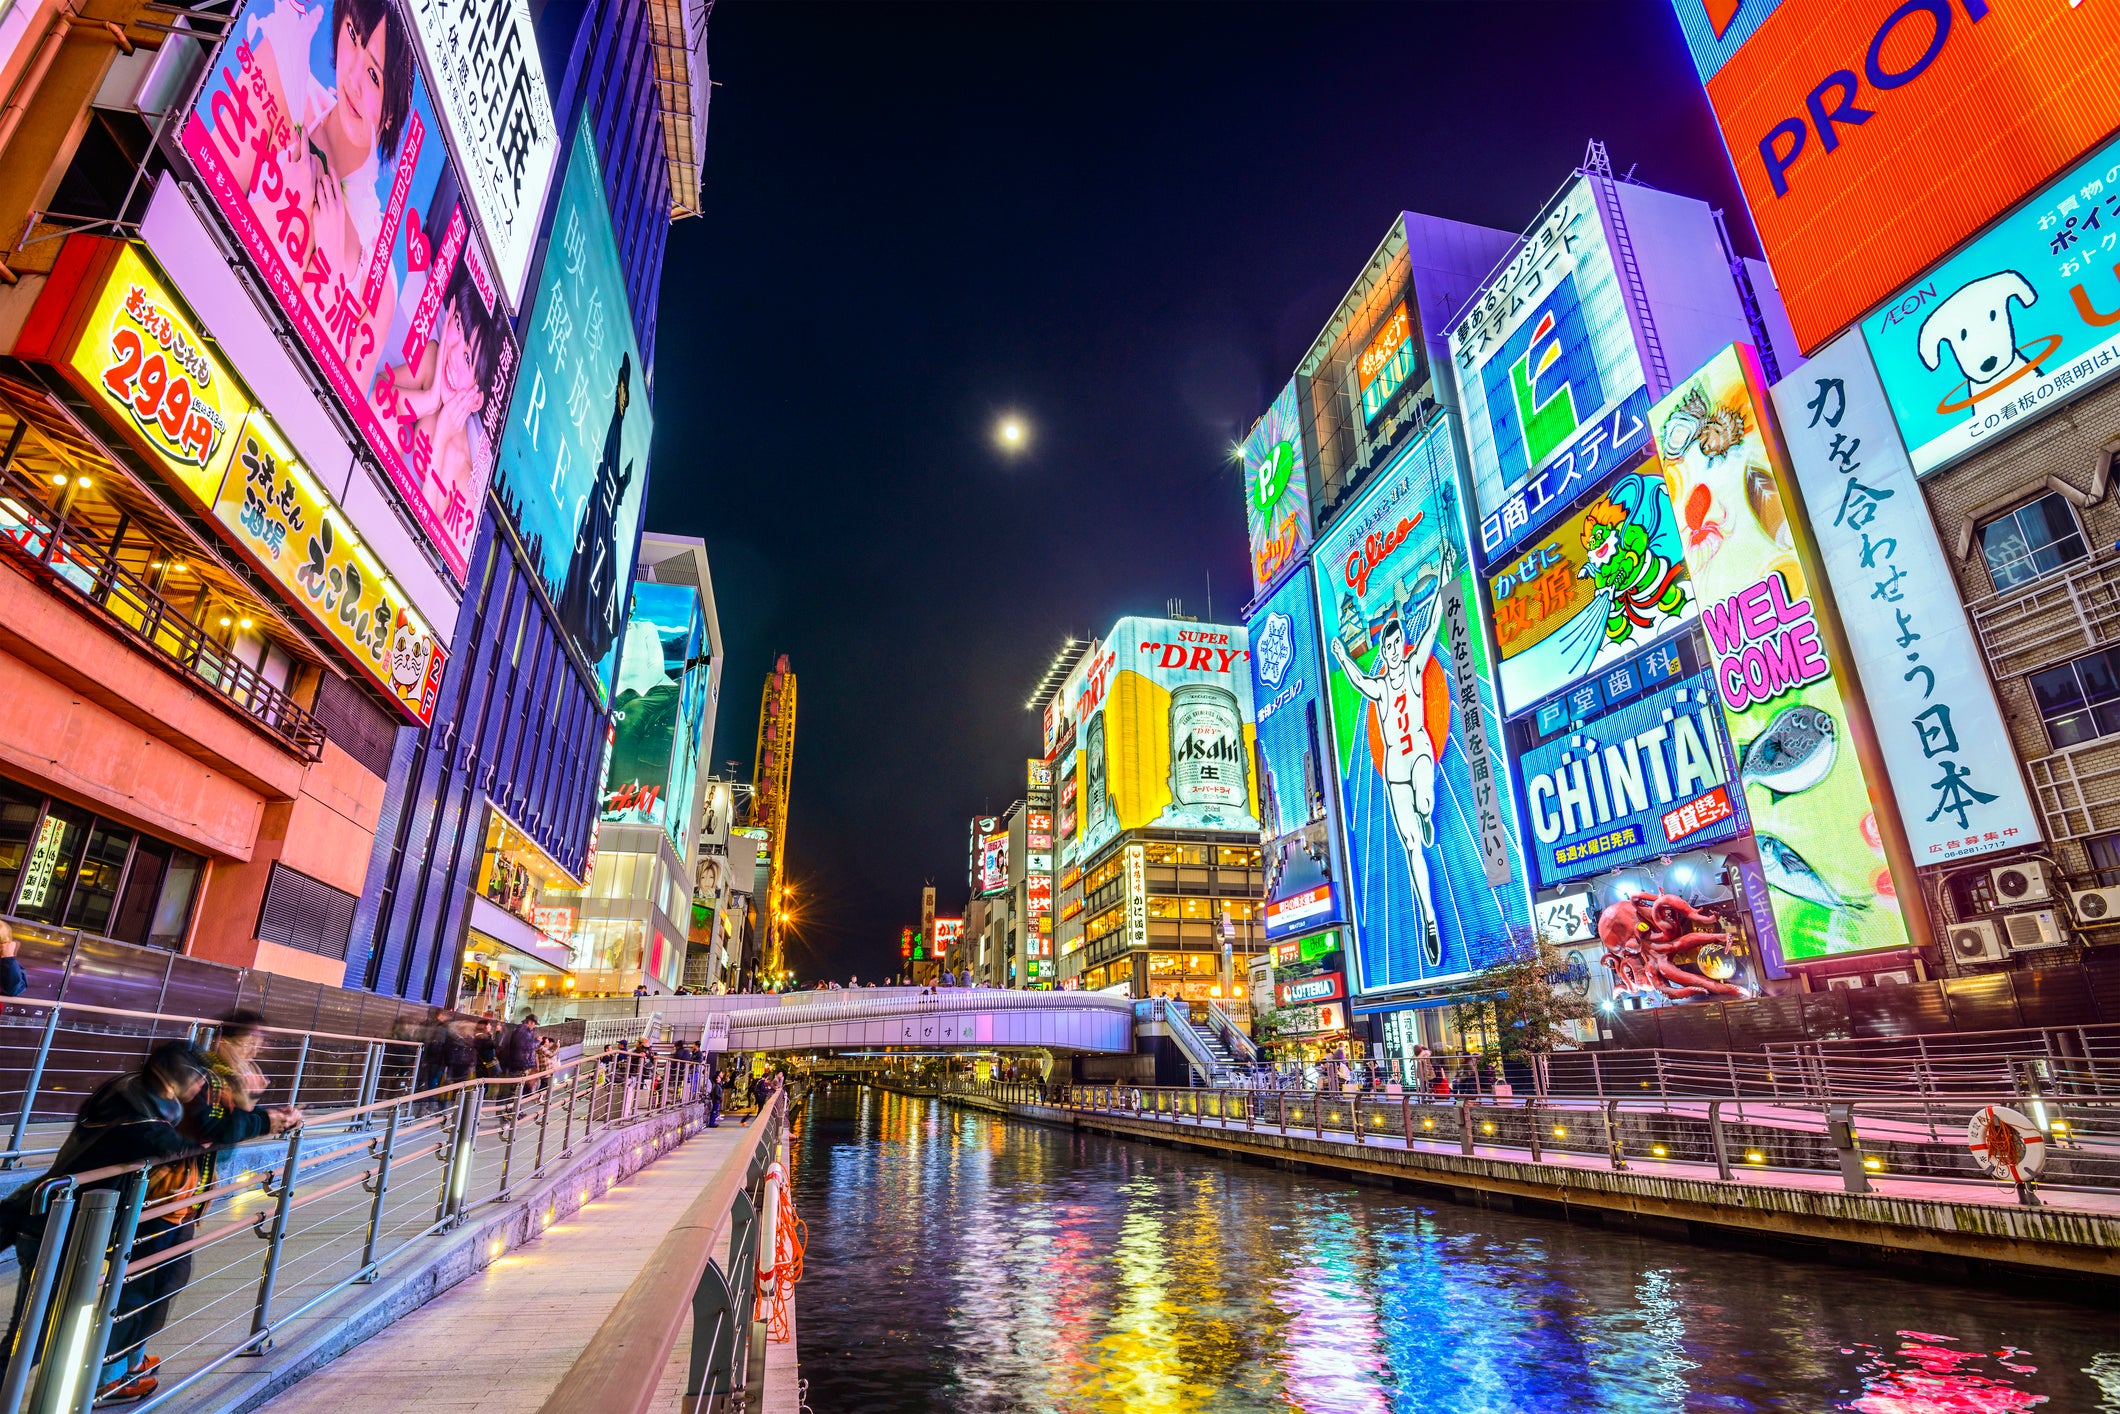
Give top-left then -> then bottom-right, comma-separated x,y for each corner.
787,1086 -> 2120,1414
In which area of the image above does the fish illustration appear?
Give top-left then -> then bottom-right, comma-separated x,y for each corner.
1745,462 -> 1792,549
1757,833 -> 1867,912
1740,706 -> 1837,801
1682,481 -> 1727,563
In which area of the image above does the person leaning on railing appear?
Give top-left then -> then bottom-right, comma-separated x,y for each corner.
0,921 -> 27,997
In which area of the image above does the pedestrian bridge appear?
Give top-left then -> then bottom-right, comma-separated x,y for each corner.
565,986 -> 1137,1054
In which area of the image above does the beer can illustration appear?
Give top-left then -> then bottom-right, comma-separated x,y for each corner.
1168,684 -> 1249,820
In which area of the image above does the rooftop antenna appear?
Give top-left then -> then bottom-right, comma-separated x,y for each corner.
1206,569 -> 1213,622
1583,139 -> 1613,177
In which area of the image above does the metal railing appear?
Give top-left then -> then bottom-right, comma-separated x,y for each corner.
1206,1002 -> 1259,1065
0,489 -> 326,760
946,1078 -> 2120,1206
539,1090 -> 787,1414
0,1048 -> 720,1414
0,997 -> 419,1170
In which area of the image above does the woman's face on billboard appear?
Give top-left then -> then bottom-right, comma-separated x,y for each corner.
441,305 -> 480,392
332,13 -> 391,159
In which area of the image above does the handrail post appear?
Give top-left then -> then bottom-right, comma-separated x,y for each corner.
438,1084 -> 480,1225
496,1084 -> 522,1202
1403,1092 -> 1413,1148
5,1006 -> 64,1168
26,1189 -> 116,1414
0,1184 -> 77,1414
1604,1099 -> 1628,1170
533,1073 -> 555,1176
1279,1092 -> 1286,1134
76,1170 -> 147,1397
1528,1104 -> 1542,1162
286,1033 -> 312,1107
1709,1098 -> 1733,1180
358,1102 -> 403,1278
561,1064 -> 582,1155
1459,1100 -> 1474,1156
248,1125 -> 304,1349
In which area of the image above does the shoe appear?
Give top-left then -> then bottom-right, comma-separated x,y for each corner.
95,1373 -> 158,1404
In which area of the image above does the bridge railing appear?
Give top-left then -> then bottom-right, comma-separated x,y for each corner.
0,1049 -> 720,1414
939,1079 -> 2111,1204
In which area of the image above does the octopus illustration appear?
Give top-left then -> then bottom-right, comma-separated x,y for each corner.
1598,892 -> 1747,1001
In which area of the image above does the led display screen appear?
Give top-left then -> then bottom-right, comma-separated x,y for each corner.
1248,568 -> 1348,940
1310,420 -> 1532,995
601,582 -> 710,853
1241,378 -> 1313,596
1069,617 -> 1260,863
492,112 -> 652,702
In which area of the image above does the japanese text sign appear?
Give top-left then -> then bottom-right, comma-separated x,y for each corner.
183,0 -> 521,583
1671,0 -> 2120,354
214,413 -> 448,723
1449,175 -> 1650,565
1773,334 -> 2040,863
1861,133 -> 2120,475
1241,378 -> 1313,596
1486,467 -> 1697,718
1515,672 -> 1745,888
1250,570 -> 1348,939
33,241 -> 254,510
1653,344 -> 1912,962
1310,418 -> 1532,996
493,113 -> 652,703
401,0 -> 556,310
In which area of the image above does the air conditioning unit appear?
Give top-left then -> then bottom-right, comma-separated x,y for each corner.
2003,909 -> 2067,952
1947,919 -> 2006,965
2070,885 -> 2120,923
1990,860 -> 2053,904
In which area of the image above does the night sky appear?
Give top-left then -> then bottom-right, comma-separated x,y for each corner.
644,1 -> 1754,983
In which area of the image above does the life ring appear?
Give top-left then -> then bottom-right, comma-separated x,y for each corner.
1965,1105 -> 2047,1183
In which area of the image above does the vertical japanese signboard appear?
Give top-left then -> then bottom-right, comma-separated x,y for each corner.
1773,335 -> 2040,864
493,112 -> 652,701
1449,175 -> 1652,567
1652,343 -> 1914,962
1248,569 -> 1348,940
183,0 -> 521,582
1241,378 -> 1313,596
1310,420 -> 1531,994
401,0 -> 556,309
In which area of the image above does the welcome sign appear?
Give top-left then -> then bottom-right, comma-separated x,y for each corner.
1652,343 -> 1911,963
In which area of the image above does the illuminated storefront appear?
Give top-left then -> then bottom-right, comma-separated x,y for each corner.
465,808 -> 580,1016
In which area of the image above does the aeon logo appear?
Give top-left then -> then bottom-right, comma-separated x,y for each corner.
1756,0 -> 1989,199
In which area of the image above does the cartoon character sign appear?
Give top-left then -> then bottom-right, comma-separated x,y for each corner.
1486,468 -> 1696,716
1311,421 -> 1531,994
1862,132 -> 2120,474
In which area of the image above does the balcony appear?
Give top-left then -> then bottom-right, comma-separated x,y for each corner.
1965,542 -> 2120,683
0,489 -> 325,760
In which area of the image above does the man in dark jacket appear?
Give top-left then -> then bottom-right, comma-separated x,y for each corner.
0,1045 -> 240,1401
497,1016 -> 539,1081
0,922 -> 26,997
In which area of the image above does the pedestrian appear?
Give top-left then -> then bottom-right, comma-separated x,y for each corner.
1414,1045 -> 1434,1097
0,921 -> 26,997
498,1013 -> 539,1085
474,1020 -> 501,1079
444,1016 -> 479,1088
705,1066 -> 722,1128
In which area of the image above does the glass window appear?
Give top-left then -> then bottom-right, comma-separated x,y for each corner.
147,849 -> 203,950
13,804 -> 88,923
0,779 -> 42,909
2034,648 -> 2120,749
1980,492 -> 2088,592
2089,833 -> 2120,886
63,823 -> 134,934
108,838 -> 168,944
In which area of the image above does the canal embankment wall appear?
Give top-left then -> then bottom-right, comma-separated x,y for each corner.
919,1087 -> 2120,1293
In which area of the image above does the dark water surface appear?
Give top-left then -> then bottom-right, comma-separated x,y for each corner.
786,1087 -> 2119,1413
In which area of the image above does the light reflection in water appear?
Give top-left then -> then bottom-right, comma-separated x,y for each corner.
790,1089 -> 2120,1414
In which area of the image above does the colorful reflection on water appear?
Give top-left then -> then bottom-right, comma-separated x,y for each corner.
788,1088 -> 2120,1413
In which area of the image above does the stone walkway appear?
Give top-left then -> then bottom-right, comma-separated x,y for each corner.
255,1120 -> 759,1413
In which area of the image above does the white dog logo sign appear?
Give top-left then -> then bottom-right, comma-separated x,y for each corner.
1916,270 -> 2064,414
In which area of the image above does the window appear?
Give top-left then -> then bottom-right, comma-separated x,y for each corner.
1980,493 -> 2088,592
2030,648 -> 2120,748
2090,833 -> 2120,887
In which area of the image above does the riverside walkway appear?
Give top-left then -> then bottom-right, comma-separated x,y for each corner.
936,1082 -> 2120,1284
